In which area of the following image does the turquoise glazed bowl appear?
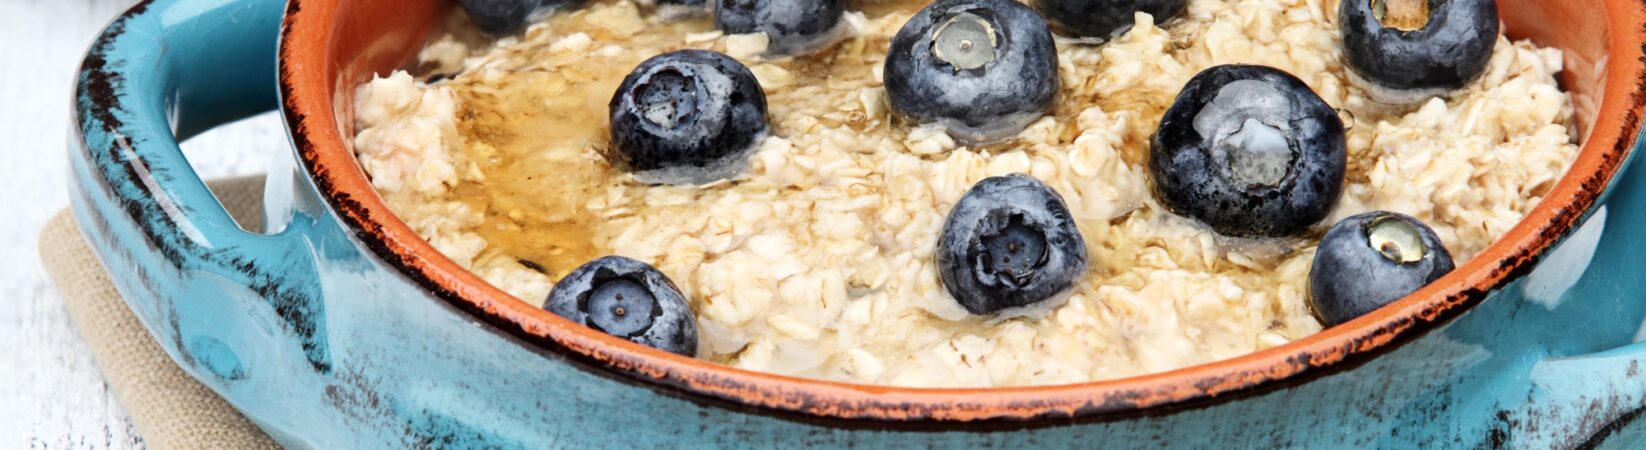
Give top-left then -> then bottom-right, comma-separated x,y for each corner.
71,0 -> 1646,447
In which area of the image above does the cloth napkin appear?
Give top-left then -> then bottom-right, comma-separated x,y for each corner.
39,175 -> 282,450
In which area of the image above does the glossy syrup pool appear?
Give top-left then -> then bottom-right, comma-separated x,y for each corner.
435,0 -> 1020,279
435,4 -> 713,280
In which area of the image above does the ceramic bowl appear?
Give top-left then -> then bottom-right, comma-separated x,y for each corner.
71,0 -> 1646,447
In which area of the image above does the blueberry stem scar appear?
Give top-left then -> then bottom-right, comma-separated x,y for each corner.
1367,215 -> 1427,263
1373,0 -> 1430,31
932,12 -> 998,71
636,70 -> 698,130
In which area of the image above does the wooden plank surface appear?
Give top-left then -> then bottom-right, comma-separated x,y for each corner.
1,0 -> 288,447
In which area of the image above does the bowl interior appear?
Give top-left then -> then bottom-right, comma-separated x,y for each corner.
280,0 -> 1644,423
1500,0 -> 1609,139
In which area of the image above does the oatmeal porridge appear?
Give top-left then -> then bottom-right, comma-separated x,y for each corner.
350,0 -> 1578,387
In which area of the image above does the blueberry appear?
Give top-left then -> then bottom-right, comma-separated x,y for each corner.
884,0 -> 1059,146
1150,65 -> 1346,238
1339,0 -> 1498,102
715,0 -> 846,56
545,256 -> 699,356
1308,212 -> 1454,326
1033,0 -> 1189,39
458,0 -> 585,35
937,174 -> 1089,315
608,50 -> 769,185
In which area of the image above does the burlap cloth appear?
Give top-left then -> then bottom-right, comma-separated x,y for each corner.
39,176 -> 282,449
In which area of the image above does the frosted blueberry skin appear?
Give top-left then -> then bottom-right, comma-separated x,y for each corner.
1339,0 -> 1499,94
1034,0 -> 1189,39
937,174 -> 1089,315
884,0 -> 1059,145
715,0 -> 845,55
545,256 -> 699,356
1309,212 -> 1454,326
608,50 -> 768,185
458,0 -> 586,35
1150,64 -> 1347,238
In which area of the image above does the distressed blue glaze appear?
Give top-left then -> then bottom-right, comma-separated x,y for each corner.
67,0 -> 1646,447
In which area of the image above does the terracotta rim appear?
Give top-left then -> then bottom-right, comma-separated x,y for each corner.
278,0 -> 1646,425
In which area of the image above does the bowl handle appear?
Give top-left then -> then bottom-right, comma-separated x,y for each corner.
69,0 -> 334,384
1518,128 -> 1646,443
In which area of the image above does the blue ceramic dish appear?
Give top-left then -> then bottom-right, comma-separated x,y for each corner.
70,0 -> 1646,447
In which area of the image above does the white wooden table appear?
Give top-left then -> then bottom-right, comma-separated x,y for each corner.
1,1 -> 288,447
